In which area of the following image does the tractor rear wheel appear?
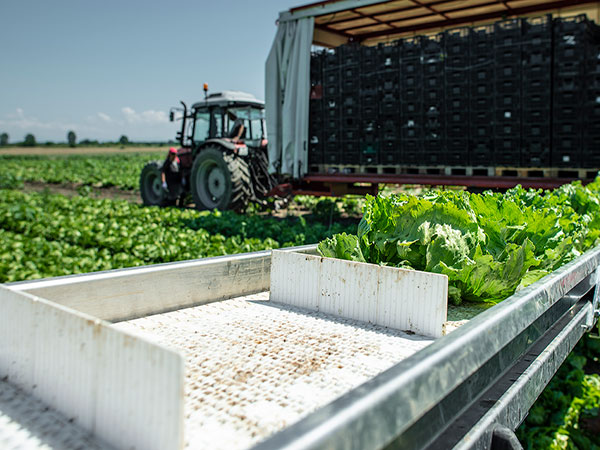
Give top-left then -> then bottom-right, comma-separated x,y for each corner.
190,146 -> 251,212
140,160 -> 166,206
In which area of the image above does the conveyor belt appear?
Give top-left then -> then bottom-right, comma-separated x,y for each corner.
114,292 -> 436,449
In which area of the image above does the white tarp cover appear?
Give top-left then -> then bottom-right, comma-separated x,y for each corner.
265,17 -> 314,178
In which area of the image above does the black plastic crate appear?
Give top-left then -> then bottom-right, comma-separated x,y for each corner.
554,121 -> 581,136
423,59 -> 444,75
522,63 -> 552,80
360,74 -> 379,92
323,103 -> 340,119
522,77 -> 551,94
378,43 -> 400,68
495,63 -> 521,80
584,101 -> 600,118
308,150 -> 324,165
446,110 -> 469,124
496,108 -> 520,123
422,34 -> 444,55
446,83 -> 469,97
381,92 -> 399,115
553,104 -> 579,121
523,123 -> 550,138
401,74 -> 422,89
496,93 -> 521,109
551,144 -> 581,167
341,112 -> 360,128
523,93 -> 551,110
447,124 -> 469,137
339,44 -> 361,66
341,65 -> 360,80
470,140 -> 493,164
361,104 -> 379,119
494,45 -> 521,63
582,135 -> 600,168
554,74 -> 583,92
310,52 -> 323,83
494,18 -> 522,47
522,46 -> 552,65
402,138 -> 422,156
446,54 -> 469,68
361,45 -> 379,72
521,149 -> 551,167
401,124 -> 423,139
495,122 -> 520,137
400,87 -> 422,101
553,15 -> 589,36
471,97 -> 494,112
381,128 -> 399,141
360,90 -> 379,105
446,69 -> 468,84
401,59 -> 422,76
402,100 -> 423,115
324,118 -> 340,131
380,74 -> 398,93
470,66 -> 494,83
424,74 -> 444,89
400,36 -> 422,60
361,130 -> 380,143
340,141 -> 360,154
553,89 -> 582,106
446,96 -> 469,112
496,78 -> 521,94
323,151 -> 341,165
361,119 -> 379,133
523,108 -> 550,123
323,83 -> 339,97
471,123 -> 494,139
380,140 -> 399,165
553,60 -> 584,76
522,15 -> 552,43
323,68 -> 340,85
323,49 -> 339,69
444,27 -> 470,55
446,137 -> 468,149
495,145 -> 521,165
423,88 -> 444,104
471,82 -> 494,97
470,24 -> 494,54
340,77 -> 360,93
342,152 -> 360,165
381,115 -> 400,129
360,142 -> 379,164
554,42 -> 587,62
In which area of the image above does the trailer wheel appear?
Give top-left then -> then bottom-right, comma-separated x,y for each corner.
140,160 -> 166,206
190,146 -> 251,212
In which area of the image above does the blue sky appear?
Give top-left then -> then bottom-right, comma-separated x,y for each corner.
0,0 -> 300,142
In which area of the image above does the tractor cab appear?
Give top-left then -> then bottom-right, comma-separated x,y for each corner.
140,90 -> 274,212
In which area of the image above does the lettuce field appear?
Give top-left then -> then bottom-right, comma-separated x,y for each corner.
0,151 -> 598,448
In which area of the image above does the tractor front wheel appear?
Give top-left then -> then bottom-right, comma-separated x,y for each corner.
140,160 -> 166,206
190,146 -> 251,212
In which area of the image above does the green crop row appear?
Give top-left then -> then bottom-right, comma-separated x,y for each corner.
0,153 -> 163,190
0,189 -> 356,283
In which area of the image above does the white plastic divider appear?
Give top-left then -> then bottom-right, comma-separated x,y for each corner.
270,251 -> 448,338
0,285 -> 184,450
8,245 -> 317,323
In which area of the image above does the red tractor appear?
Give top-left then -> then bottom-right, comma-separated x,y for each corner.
140,90 -> 274,211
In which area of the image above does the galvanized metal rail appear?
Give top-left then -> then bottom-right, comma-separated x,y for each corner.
254,245 -> 600,450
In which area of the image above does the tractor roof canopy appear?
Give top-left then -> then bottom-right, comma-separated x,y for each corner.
192,91 -> 264,111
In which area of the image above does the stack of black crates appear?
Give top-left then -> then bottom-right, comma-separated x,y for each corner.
469,24 -> 494,166
445,27 -> 470,166
522,15 -> 552,167
308,14 -> 600,170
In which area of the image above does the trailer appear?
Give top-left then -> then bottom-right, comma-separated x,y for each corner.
1,243 -> 599,449
265,0 -> 600,197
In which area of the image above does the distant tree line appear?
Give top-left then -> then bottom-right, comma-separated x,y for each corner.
0,131 -> 174,148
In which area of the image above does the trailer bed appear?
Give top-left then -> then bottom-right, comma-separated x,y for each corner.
113,292 -> 436,449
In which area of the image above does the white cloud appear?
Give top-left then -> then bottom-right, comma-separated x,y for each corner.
121,107 -> 168,124
97,112 -> 112,123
